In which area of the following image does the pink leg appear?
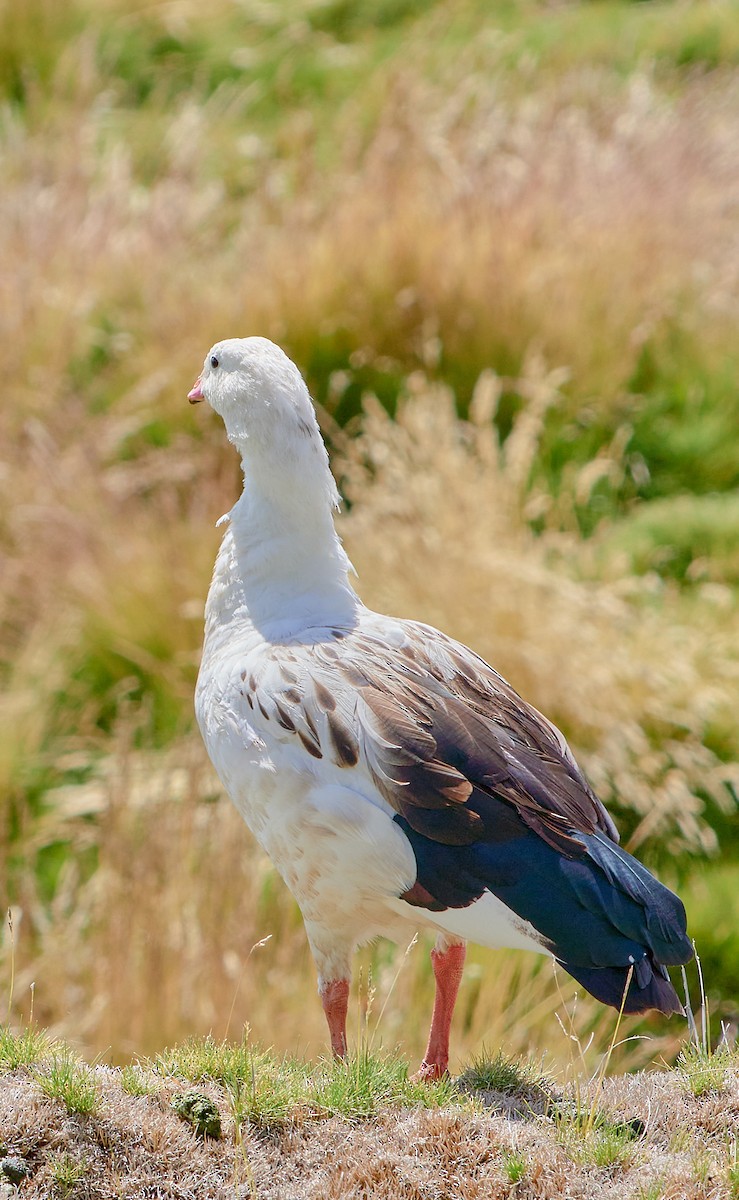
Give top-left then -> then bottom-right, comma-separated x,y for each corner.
415,941 -> 466,1081
320,978 -> 350,1059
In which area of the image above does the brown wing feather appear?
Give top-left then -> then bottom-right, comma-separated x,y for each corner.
346,623 -> 618,856
245,620 -> 617,857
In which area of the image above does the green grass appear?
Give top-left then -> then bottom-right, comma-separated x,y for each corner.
636,1182 -> 665,1200
691,1150 -> 713,1188
307,1049 -> 460,1120
33,1048 -> 99,1115
460,1047 -> 550,1097
120,1063 -> 158,1097
595,493 -> 739,586
676,865 -> 739,1011
0,1025 -> 54,1072
48,1151 -> 87,1197
462,1048 -> 528,1094
579,1123 -> 636,1169
154,1036 -> 459,1127
501,1148 -> 527,1183
677,1044 -> 736,1098
0,0 -> 85,105
154,1033 -> 258,1089
155,1035 -> 308,1128
227,1062 -> 303,1130
554,1104 -> 644,1169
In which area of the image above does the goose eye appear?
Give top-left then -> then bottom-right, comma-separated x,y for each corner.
210,355 -> 219,369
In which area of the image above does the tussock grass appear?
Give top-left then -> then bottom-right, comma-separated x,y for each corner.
553,1105 -> 642,1170
0,1025 -> 53,1072
119,1063 -> 157,1097
677,1044 -> 735,1098
48,1151 -> 87,1197
307,1049 -> 460,1120
154,1033 -> 257,1088
728,1152 -> 739,1200
32,1047 -> 99,1115
635,1183 -> 665,1200
460,1046 -> 549,1097
501,1148 -> 527,1183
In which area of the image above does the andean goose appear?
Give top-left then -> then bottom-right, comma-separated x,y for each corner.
188,337 -> 692,1079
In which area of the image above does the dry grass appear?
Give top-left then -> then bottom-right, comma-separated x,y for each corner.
0,1044 -> 738,1199
3,381 -> 736,1069
2,0 -> 739,1071
338,383 -> 739,858
0,736 -> 689,1070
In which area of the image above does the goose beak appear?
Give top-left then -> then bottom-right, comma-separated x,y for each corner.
188,377 -> 204,404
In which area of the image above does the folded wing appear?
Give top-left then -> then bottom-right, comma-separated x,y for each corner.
345,620 -> 693,1014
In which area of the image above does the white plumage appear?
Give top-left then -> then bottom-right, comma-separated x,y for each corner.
188,336 -> 691,1077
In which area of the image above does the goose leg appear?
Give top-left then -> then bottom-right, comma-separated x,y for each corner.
415,939 -> 466,1081
307,922 -> 352,1060
320,977 -> 350,1059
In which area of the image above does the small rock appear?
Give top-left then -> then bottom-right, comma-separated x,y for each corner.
1,1157 -> 31,1184
171,1090 -> 222,1138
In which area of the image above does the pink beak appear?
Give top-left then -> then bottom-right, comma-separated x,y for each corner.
188,377 -> 204,404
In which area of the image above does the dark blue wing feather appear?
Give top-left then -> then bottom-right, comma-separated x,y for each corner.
396,790 -> 692,1015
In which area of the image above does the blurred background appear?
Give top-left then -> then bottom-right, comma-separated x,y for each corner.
1,0 -> 738,1074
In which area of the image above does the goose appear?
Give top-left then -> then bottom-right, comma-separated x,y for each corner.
188,336 -> 692,1079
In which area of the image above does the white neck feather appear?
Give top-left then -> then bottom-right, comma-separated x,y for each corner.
205,435 -> 359,643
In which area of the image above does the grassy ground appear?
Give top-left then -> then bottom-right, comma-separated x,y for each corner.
1,1031 -> 738,1199
1,0 -> 739,1081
